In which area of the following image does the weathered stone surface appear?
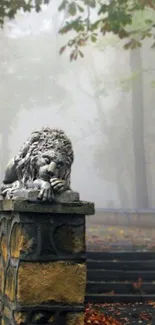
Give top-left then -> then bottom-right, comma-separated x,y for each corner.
12,190 -> 40,201
0,260 -> 2,294
0,199 -> 94,215
1,318 -> 5,325
11,189 -> 80,203
1,235 -> 8,264
54,224 -> 85,254
31,312 -> 53,323
10,223 -> 36,259
10,224 -> 24,259
55,190 -> 80,203
5,265 -> 16,301
3,306 -> 12,320
1,213 -> 85,262
66,312 -> 84,325
14,312 -> 27,325
17,261 -> 86,305
0,197 -> 92,325
0,263 -> 4,298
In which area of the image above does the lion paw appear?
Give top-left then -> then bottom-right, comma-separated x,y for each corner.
37,181 -> 52,201
50,178 -> 66,193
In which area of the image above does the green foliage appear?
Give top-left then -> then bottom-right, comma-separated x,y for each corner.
0,0 -> 50,25
0,0 -> 155,60
58,0 -> 155,60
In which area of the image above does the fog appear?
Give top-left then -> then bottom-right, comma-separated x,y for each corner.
0,2 -> 155,209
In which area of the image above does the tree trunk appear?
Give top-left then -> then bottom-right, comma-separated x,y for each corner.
130,48 -> 148,209
115,159 -> 129,208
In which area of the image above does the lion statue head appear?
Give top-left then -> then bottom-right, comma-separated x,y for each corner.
1,127 -> 74,201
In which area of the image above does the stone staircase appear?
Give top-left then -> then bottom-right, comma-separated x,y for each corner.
85,251 -> 155,303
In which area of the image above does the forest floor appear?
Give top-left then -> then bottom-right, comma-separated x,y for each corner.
86,217 -> 155,251
85,302 -> 155,324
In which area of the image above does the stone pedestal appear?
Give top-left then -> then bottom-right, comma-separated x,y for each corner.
0,200 -> 94,325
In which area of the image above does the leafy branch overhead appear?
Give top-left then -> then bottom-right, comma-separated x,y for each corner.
0,0 -> 155,60
0,0 -> 50,25
58,0 -> 155,60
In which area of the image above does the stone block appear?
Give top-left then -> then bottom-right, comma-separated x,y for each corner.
5,213 -> 85,261
0,199 -> 94,215
17,261 -> 86,305
55,190 -> 80,203
10,189 -> 80,203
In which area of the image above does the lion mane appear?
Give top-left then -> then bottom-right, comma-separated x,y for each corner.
13,127 -> 74,186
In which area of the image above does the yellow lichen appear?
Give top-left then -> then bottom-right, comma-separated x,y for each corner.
14,312 -> 27,325
1,236 -> 8,264
0,260 -> 3,294
66,312 -> 84,325
10,223 -> 34,259
17,261 -> 86,305
5,266 -> 16,301
3,306 -> 11,320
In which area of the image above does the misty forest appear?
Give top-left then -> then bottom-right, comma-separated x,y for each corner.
1,0 -> 155,324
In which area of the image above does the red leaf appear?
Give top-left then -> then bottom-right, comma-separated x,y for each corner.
59,45 -> 66,55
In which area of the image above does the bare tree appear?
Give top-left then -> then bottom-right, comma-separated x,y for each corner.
70,52 -> 132,208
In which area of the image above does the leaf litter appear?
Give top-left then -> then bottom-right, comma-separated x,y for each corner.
85,302 -> 155,324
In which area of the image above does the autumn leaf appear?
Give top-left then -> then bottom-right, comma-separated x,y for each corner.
139,312 -> 152,321
85,304 -> 123,325
132,277 -> 143,290
59,45 -> 66,55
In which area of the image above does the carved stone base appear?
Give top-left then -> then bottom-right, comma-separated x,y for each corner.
0,200 -> 94,325
10,189 -> 80,203
2,309 -> 85,325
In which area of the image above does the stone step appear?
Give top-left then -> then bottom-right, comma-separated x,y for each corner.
85,294 -> 155,304
87,251 -> 155,260
87,281 -> 155,294
87,269 -> 155,281
87,259 -> 155,270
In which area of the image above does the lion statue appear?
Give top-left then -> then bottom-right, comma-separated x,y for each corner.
0,127 -> 74,201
